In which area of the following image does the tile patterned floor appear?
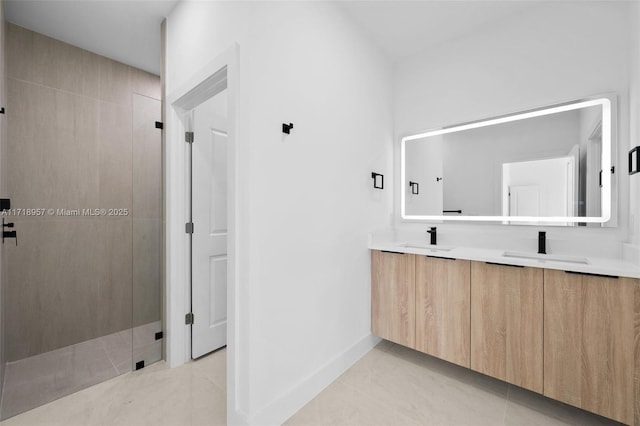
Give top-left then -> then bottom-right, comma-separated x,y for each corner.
0,348 -> 226,426
285,340 -> 624,426
0,340 -> 625,426
1,321 -> 162,419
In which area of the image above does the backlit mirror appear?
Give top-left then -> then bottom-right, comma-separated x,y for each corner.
401,96 -> 613,225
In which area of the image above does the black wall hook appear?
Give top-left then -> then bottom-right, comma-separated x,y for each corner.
371,172 -> 384,189
630,146 -> 639,175
282,123 -> 294,134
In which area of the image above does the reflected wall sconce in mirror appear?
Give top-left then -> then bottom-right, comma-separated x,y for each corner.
409,181 -> 419,194
629,146 -> 639,175
371,172 -> 384,189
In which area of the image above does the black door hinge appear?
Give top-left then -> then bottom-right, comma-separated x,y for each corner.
185,222 -> 194,234
185,312 -> 194,325
155,121 -> 164,129
185,131 -> 194,143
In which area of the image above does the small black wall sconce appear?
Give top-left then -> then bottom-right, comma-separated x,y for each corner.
409,181 -> 419,195
371,172 -> 384,189
629,146 -> 639,175
282,123 -> 294,134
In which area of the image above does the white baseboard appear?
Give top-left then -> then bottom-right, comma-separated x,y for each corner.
247,333 -> 381,426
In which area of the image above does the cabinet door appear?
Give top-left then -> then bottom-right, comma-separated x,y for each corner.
470,262 -> 543,393
544,269 -> 637,425
371,250 -> 415,348
415,256 -> 470,368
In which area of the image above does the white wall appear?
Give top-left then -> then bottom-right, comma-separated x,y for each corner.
629,2 -> 640,262
166,1 -> 392,424
394,1 -> 632,257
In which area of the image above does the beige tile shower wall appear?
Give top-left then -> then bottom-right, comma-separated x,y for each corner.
5,24 -> 161,361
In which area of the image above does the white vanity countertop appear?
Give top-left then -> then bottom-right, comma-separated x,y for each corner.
369,239 -> 640,279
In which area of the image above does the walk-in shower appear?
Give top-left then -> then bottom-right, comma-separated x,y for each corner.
0,23 -> 163,419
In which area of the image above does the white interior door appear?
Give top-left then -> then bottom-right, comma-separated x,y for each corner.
191,92 -> 228,358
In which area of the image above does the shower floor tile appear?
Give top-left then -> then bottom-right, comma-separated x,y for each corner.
1,322 -> 162,420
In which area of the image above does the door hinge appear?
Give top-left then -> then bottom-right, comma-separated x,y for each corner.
185,222 -> 194,234
185,131 -> 194,143
185,312 -> 194,325
155,121 -> 164,129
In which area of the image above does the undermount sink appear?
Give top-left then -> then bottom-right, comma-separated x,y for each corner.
398,243 -> 455,252
502,251 -> 589,265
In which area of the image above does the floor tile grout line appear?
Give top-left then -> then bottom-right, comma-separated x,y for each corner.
333,375 -> 404,415
0,356 -> 7,417
102,338 -> 121,378
502,384 -> 511,425
191,359 -> 226,393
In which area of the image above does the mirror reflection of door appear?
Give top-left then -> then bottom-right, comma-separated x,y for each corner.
502,156 -> 575,226
405,137 -> 443,216
509,185 -> 540,217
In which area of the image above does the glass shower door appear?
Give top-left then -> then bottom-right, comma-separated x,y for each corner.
132,93 -> 163,370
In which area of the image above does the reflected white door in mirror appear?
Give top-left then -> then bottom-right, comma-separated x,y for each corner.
401,95 -> 615,226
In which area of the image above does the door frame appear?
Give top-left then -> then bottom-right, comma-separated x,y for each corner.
165,44 -> 247,424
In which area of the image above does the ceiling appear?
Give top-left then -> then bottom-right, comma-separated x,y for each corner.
4,0 -> 541,75
336,1 -> 542,62
5,0 -> 178,75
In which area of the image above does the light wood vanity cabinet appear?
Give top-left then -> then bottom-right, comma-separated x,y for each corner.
370,249 -> 640,425
543,269 -> 639,425
371,250 -> 416,348
470,262 -> 544,393
415,256 -> 470,368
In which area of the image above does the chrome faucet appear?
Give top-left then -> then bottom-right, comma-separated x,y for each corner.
538,231 -> 546,254
427,227 -> 437,245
